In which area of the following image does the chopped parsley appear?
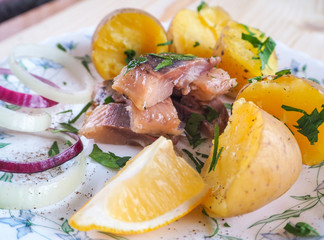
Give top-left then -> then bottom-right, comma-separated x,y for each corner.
223,222 -> 231,228
69,101 -> 93,124
281,105 -> 324,145
208,125 -> 223,172
202,209 -> 219,238
197,1 -> 207,12
182,149 -> 204,173
185,113 -> 206,148
0,143 -> 10,149
193,41 -> 200,47
89,144 -> 131,169
241,25 -> 276,70
55,123 -> 79,134
48,141 -> 59,157
204,105 -> 219,122
274,69 -> 291,79
104,95 -> 115,104
248,76 -> 263,83
148,52 -> 197,71
56,43 -> 66,52
124,49 -> 136,64
124,56 -> 148,75
157,40 -> 173,46
75,55 -> 92,75
284,222 -> 320,237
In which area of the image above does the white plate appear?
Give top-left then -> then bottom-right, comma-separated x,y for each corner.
0,27 -> 323,240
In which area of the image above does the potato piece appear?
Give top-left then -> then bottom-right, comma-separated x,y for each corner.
237,75 -> 324,165
92,8 -> 168,80
201,98 -> 302,218
199,6 -> 231,39
214,21 -> 278,97
167,6 -> 231,58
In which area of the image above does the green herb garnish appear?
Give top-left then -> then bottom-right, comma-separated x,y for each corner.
157,40 -> 173,46
124,49 -> 136,64
0,172 -> 13,182
149,52 -> 197,71
193,41 -> 200,47
284,222 -> 320,237
248,76 -> 263,83
273,69 -> 291,80
223,222 -> 231,227
48,141 -> 59,157
75,55 -> 92,75
68,101 -> 93,124
204,105 -> 219,122
64,140 -> 73,147
202,209 -> 219,238
184,113 -> 207,148
241,26 -> 276,70
104,95 -> 115,104
0,143 -> 10,149
197,1 -> 207,12
182,149 -> 204,173
208,125 -> 223,172
53,123 -> 79,134
57,43 -> 66,52
124,56 -> 148,75
281,105 -> 324,145
89,144 -> 131,169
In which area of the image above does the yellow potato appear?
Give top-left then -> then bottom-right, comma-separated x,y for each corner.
237,75 -> 324,165
167,6 -> 231,58
214,21 -> 278,97
92,8 -> 168,80
201,98 -> 302,218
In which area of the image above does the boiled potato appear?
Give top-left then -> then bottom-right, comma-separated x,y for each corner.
214,21 -> 278,97
237,75 -> 324,166
167,6 -> 231,57
92,8 -> 168,80
201,98 -> 302,218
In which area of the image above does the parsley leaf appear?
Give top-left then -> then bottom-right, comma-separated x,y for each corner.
89,144 -> 131,169
182,149 -> 204,173
124,56 -> 148,75
69,101 -> 93,124
0,143 -> 10,149
204,105 -> 219,122
273,69 -> 291,80
241,33 -> 262,48
185,113 -> 206,148
53,123 -> 79,134
240,24 -> 256,36
48,141 -> 59,157
124,49 -> 136,64
208,125 -> 223,172
193,41 -> 200,47
155,58 -> 173,71
197,1 -> 207,12
56,43 -> 66,52
282,105 -> 324,145
258,37 -> 276,70
157,40 -> 173,46
202,209 -> 219,238
284,222 -> 320,237
104,95 -> 115,104
148,53 -> 197,70
248,76 -> 263,83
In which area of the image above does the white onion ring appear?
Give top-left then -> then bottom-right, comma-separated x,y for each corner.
0,154 -> 86,210
9,44 -> 94,104
0,132 -> 86,209
0,106 -> 51,132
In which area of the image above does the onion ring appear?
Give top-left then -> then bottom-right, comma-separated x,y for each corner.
0,154 -> 86,209
0,132 -> 83,173
0,106 -> 51,132
9,44 -> 94,104
0,68 -> 58,108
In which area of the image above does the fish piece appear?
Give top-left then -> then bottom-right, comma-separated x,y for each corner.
93,80 -> 126,106
112,54 -> 220,110
79,104 -> 156,147
189,68 -> 237,101
127,98 -> 182,136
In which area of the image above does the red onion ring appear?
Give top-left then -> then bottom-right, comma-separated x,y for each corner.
0,132 -> 83,173
0,68 -> 58,108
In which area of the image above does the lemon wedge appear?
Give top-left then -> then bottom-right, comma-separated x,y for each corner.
69,136 -> 209,234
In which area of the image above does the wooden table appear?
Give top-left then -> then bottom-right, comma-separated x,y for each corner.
0,0 -> 323,64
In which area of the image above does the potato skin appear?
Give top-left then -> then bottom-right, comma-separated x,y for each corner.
237,75 -> 324,165
201,98 -> 302,218
92,8 -> 168,80
214,21 -> 278,97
